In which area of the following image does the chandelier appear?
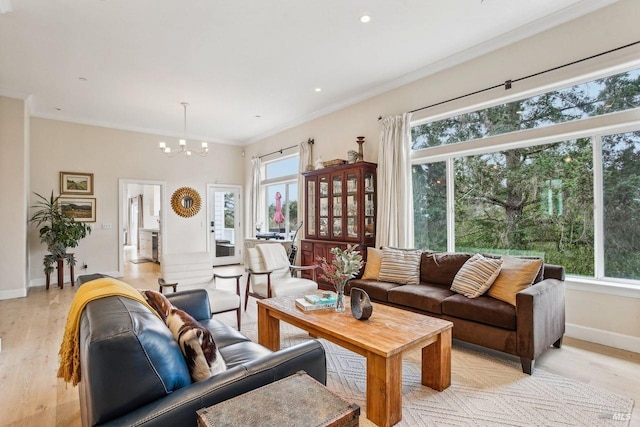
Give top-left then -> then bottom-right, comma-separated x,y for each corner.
159,102 -> 209,157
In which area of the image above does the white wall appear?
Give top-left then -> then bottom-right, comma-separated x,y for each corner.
28,118 -> 243,283
0,96 -> 29,299
243,0 -> 640,352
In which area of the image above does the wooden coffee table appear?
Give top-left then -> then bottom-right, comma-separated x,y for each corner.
257,295 -> 453,427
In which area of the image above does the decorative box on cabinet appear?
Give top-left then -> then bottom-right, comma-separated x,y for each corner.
301,162 -> 376,290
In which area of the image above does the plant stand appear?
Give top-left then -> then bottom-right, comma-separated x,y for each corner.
45,253 -> 75,290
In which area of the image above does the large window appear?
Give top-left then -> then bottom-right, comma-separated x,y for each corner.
602,131 -> 640,280
412,162 -> 447,252
412,65 -> 640,282
412,68 -> 640,150
261,155 -> 298,237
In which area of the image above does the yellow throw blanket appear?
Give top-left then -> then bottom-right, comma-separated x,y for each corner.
57,277 -> 160,386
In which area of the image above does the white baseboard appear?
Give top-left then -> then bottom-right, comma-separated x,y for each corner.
566,323 -> 640,354
28,271 -> 122,288
0,288 -> 27,300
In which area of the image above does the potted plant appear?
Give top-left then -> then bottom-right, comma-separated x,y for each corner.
29,191 -> 92,277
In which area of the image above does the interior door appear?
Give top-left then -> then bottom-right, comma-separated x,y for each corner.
207,184 -> 242,266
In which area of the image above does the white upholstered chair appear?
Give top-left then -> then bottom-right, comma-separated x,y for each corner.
159,252 -> 242,329
244,243 -> 318,310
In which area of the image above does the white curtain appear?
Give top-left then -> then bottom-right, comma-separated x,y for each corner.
376,112 -> 414,248
251,157 -> 264,237
297,141 -> 310,236
299,140 -> 312,173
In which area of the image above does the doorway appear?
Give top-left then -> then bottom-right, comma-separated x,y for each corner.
118,179 -> 166,276
207,184 -> 242,266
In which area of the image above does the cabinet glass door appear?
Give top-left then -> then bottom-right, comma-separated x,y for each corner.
346,173 -> 358,238
319,176 -> 329,237
332,175 -> 343,238
307,179 -> 316,236
364,172 -> 375,237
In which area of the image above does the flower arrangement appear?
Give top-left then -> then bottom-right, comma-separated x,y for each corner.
316,244 -> 364,292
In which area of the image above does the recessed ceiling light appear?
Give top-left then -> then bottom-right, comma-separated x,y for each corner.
314,88 -> 322,92
360,15 -> 371,23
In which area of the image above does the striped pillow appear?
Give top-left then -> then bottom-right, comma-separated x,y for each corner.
377,248 -> 422,285
450,254 -> 503,298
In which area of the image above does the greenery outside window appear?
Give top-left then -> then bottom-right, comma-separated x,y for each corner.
412,68 -> 640,150
411,64 -> 640,283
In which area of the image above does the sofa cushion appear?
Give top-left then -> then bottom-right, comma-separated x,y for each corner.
361,247 -> 383,280
421,252 -> 472,286
487,256 -> 543,306
442,294 -> 516,330
347,279 -> 401,302
378,248 -> 422,285
166,308 -> 227,381
450,254 -> 503,298
388,283 -> 455,314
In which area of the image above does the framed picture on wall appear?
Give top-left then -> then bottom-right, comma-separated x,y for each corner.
60,172 -> 94,195
59,197 -> 97,222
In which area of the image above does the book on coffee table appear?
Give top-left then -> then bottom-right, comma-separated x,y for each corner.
303,291 -> 337,305
295,298 -> 336,311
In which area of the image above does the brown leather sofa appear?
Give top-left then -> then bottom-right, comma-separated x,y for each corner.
346,252 -> 565,374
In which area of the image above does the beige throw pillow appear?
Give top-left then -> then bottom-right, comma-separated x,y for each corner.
361,247 -> 383,280
451,253 -> 503,298
487,256 -> 544,306
377,248 -> 422,285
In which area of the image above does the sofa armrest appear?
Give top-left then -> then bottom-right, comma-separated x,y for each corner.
99,340 -> 326,426
516,278 -> 565,360
167,289 -> 212,321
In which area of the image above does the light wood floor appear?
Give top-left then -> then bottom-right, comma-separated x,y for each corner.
0,255 -> 638,427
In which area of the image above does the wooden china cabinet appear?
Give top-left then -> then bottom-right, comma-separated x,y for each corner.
301,162 -> 377,290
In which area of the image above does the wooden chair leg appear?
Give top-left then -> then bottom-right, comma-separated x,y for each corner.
236,307 -> 241,331
244,274 -> 251,311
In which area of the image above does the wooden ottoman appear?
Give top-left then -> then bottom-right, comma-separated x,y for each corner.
196,371 -> 359,427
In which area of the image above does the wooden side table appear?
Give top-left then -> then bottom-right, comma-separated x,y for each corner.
196,371 -> 359,427
45,253 -> 75,290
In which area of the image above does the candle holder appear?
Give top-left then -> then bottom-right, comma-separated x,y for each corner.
356,136 -> 365,162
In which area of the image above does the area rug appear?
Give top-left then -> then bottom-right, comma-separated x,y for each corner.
129,258 -> 154,264
242,323 -> 634,427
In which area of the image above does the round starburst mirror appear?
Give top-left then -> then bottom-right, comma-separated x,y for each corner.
171,187 -> 202,218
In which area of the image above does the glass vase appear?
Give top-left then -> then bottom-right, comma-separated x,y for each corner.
335,281 -> 347,312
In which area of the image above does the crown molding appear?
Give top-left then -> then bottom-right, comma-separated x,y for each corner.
0,88 -> 31,100
30,112 -> 242,146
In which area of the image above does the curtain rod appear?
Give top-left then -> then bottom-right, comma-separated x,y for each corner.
255,144 -> 299,160
377,40 -> 640,120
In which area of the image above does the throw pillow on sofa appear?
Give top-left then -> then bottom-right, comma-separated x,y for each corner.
377,248 -> 422,285
487,256 -> 544,305
166,307 -> 227,381
140,289 -> 173,322
361,247 -> 383,280
450,253 -> 503,298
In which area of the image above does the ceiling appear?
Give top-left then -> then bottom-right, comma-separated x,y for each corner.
0,0 -> 617,145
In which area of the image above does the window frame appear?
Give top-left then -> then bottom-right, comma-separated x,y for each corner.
410,62 -> 640,293
260,154 -> 299,237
